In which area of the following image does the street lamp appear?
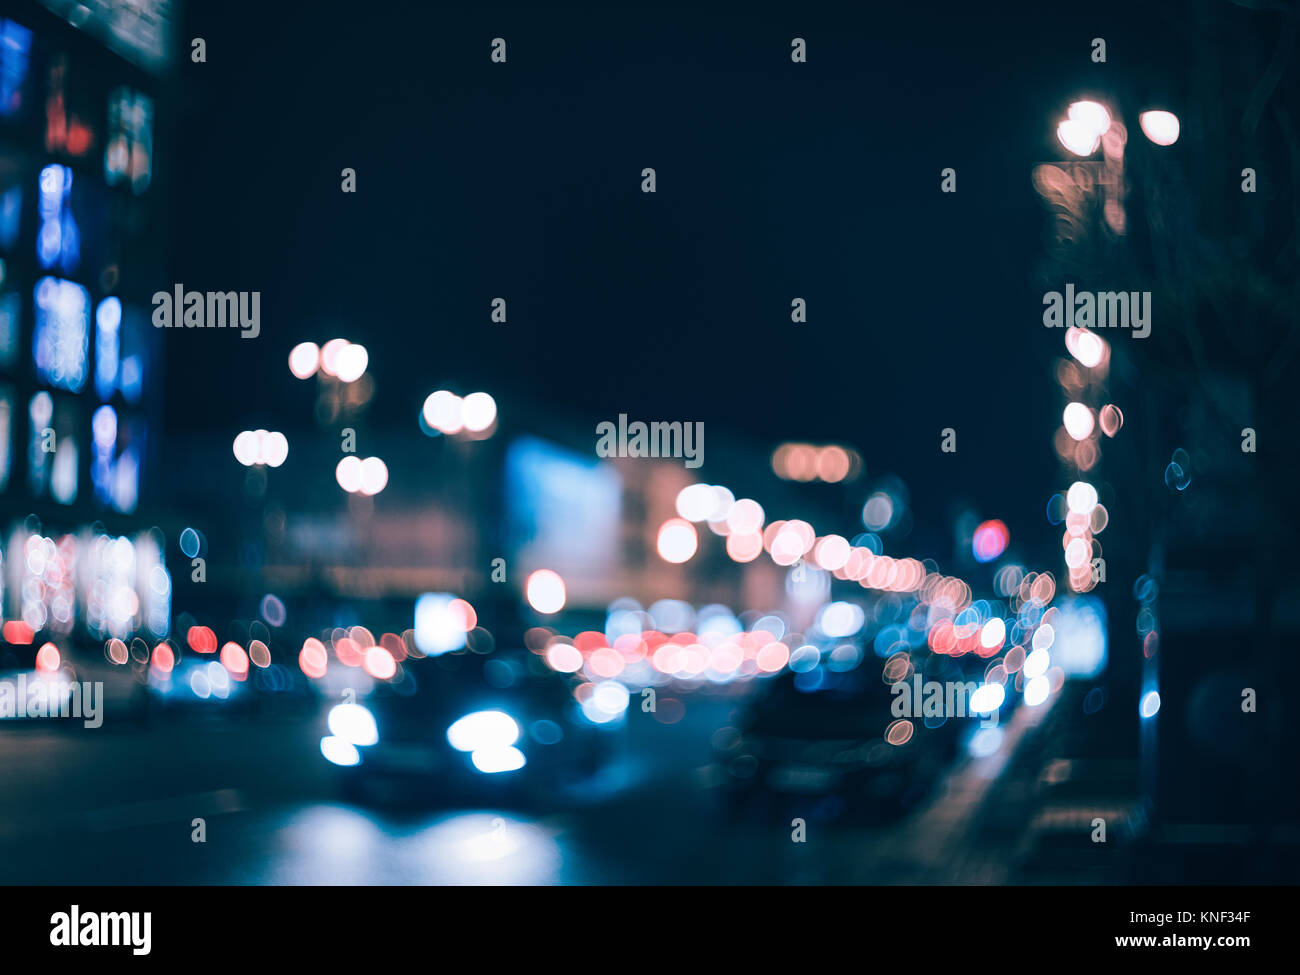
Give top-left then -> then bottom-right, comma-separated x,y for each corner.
1057,99 -> 1113,156
1139,110 -> 1180,146
233,429 -> 288,467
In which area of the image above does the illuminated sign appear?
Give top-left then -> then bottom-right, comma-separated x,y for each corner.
40,1 -> 174,74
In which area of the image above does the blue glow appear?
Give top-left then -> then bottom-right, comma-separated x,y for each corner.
414,592 -> 468,655
850,532 -> 883,555
605,607 -> 645,643
105,87 -> 153,194
793,668 -> 825,692
1140,690 -> 1161,719
447,710 -> 519,752
321,735 -> 361,767
696,604 -> 742,639
179,527 -> 201,559
0,291 -> 17,370
119,355 -> 142,401
1046,493 -> 1066,525
112,445 -> 139,513
0,186 -> 20,250
819,601 -> 864,638
92,300 -> 146,403
95,297 -> 121,399
968,727 -> 1004,758
529,719 -> 563,745
1052,595 -> 1108,678
27,391 -> 52,494
788,644 -> 820,673
36,165 -> 79,273
1132,575 -> 1158,604
33,277 -> 89,391
91,404 -> 117,504
648,598 -> 694,634
0,385 -> 9,491
0,19 -> 32,119
86,402 -> 140,513
873,623 -> 910,658
826,642 -> 863,672
470,745 -> 526,774
506,436 -> 622,578
328,703 -> 378,747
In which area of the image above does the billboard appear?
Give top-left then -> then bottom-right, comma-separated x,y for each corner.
505,436 -> 622,599
39,1 -> 175,74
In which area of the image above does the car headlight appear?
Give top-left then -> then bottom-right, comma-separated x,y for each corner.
447,711 -> 525,774
447,710 -> 519,752
470,746 -> 526,773
579,680 -> 629,724
328,703 -> 378,746
320,735 -> 361,766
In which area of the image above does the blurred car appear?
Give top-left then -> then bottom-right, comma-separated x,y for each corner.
322,648 -> 612,804
0,665 -> 94,725
0,637 -> 147,725
141,654 -> 256,715
136,627 -> 320,719
713,665 -> 963,823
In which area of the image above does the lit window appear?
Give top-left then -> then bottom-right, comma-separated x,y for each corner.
0,289 -> 18,370
37,165 -> 82,272
33,276 -> 89,391
44,55 -> 95,158
95,297 -> 120,398
27,391 -> 78,503
0,383 -> 12,491
105,87 -> 153,194
94,298 -> 147,402
90,403 -> 141,513
0,19 -> 32,118
27,391 -> 52,495
0,185 -> 20,251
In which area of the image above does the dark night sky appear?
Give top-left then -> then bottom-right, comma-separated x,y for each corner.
166,0 -> 1181,564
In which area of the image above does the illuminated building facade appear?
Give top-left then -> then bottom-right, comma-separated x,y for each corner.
0,2 -> 175,659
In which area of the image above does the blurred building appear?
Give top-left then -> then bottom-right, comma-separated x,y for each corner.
1024,3 -> 1300,879
1129,2 -> 1300,874
0,1 -> 177,662
163,374 -> 865,657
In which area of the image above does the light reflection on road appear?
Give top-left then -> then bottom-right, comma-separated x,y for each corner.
247,806 -> 565,885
